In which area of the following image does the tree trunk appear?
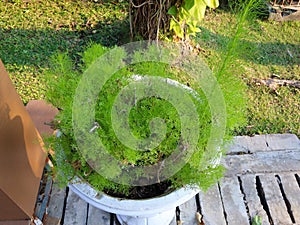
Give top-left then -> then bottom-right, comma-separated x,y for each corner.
130,0 -> 178,41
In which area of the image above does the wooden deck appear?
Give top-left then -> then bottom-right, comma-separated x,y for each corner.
41,134 -> 300,225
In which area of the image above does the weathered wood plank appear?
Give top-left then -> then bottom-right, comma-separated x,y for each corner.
87,204 -> 111,225
36,175 -> 53,220
44,216 -> 61,225
178,196 -> 198,225
46,184 -> 66,222
265,134 -> 300,151
199,185 -> 226,225
219,177 -> 249,225
226,134 -> 300,155
226,136 -> 251,155
247,135 -> 270,153
247,134 -> 300,153
63,189 -> 88,225
259,174 -> 293,225
226,135 -> 269,154
278,173 -> 300,223
240,174 -> 270,225
169,216 -> 177,225
45,134 -> 300,225
223,150 -> 300,177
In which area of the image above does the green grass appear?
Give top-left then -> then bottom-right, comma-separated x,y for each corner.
0,1 -> 299,136
0,0 -> 129,102
195,10 -> 300,136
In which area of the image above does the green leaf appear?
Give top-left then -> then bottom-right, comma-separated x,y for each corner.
178,7 -> 190,21
251,216 -> 262,225
187,24 -> 201,35
183,0 -> 195,11
170,19 -> 184,38
187,0 -> 207,21
167,5 -> 177,16
203,0 -> 219,9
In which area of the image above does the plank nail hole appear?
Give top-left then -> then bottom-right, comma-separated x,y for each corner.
60,186 -> 69,225
255,176 -> 274,225
275,175 -> 295,223
218,183 -> 228,225
237,176 -> 251,224
266,141 -> 269,147
295,174 -> 300,188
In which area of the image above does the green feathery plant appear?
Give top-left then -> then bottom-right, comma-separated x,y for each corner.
46,44 -> 227,195
45,0 -> 261,197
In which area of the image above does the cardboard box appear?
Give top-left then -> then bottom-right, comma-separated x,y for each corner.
0,60 -> 46,222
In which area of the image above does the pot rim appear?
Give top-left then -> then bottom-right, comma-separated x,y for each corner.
68,179 -> 199,216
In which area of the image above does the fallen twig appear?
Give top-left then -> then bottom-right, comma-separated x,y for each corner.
252,78 -> 300,90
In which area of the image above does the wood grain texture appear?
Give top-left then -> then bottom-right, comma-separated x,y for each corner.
240,174 -> 270,225
246,135 -> 270,152
46,185 -> 66,219
226,134 -> 300,154
226,136 -> 251,154
199,185 -> 226,225
223,150 -> 300,177
43,134 -> 300,225
278,173 -> 300,223
259,174 -> 292,225
178,196 -> 198,225
44,216 -> 61,225
63,189 -> 88,225
265,134 -> 300,151
219,177 -> 249,225
87,204 -> 111,225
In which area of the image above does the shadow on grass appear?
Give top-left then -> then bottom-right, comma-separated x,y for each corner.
1,19 -> 299,70
197,27 -> 300,66
1,20 -> 299,71
0,19 -> 129,68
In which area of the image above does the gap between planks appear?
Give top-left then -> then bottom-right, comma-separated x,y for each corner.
44,134 -> 300,225
45,173 -> 300,225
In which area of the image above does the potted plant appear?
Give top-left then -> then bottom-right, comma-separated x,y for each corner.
45,40 -> 246,224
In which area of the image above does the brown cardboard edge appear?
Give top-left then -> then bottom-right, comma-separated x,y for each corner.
0,220 -> 31,225
0,59 -> 47,219
0,189 -> 29,220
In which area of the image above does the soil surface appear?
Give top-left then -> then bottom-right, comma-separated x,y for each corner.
104,180 -> 173,199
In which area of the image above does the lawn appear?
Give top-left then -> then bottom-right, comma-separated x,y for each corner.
0,0 -> 299,136
0,0 -> 129,102
195,9 -> 300,136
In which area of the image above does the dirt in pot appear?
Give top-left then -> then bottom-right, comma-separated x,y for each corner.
104,180 -> 174,199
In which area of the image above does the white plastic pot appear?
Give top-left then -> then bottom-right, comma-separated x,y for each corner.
69,181 -> 199,225
68,75 -> 222,224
